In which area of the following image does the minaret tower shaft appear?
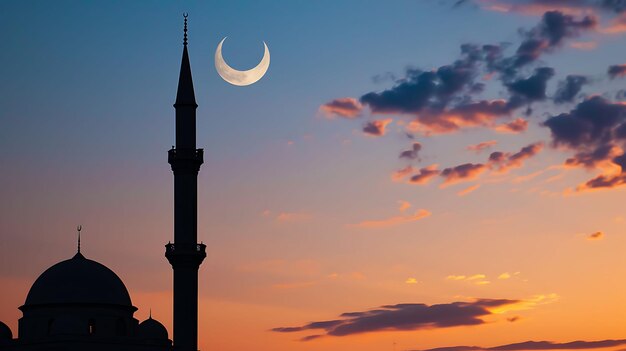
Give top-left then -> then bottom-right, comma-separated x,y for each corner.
165,14 -> 206,351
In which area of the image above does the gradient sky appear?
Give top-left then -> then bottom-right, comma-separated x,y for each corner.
3,1 -> 626,351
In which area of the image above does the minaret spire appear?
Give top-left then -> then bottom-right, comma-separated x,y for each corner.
175,14 -> 197,118
183,13 -> 188,46
166,13 -> 206,351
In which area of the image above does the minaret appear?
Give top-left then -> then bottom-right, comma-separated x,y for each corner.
165,14 -> 206,351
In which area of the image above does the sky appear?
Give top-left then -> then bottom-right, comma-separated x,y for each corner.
2,0 -> 626,350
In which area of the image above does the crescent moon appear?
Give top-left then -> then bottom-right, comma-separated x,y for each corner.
214,37 -> 270,86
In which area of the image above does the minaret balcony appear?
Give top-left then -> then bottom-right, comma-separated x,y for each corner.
168,148 -> 204,173
165,242 -> 207,268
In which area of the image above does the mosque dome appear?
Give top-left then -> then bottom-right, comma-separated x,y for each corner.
138,317 -> 169,341
22,252 -> 133,308
0,321 -> 12,342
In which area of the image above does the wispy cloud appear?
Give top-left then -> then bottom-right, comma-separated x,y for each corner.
458,184 -> 481,196
320,97 -> 363,118
398,200 -> 412,212
392,166 -> 415,182
414,339 -> 626,351
467,140 -> 497,153
273,298 -> 522,341
494,118 -> 528,134
608,64 -> 626,79
440,163 -> 488,187
363,118 -> 393,136
446,274 -> 490,285
350,209 -> 431,228
587,231 -> 604,240
409,165 -> 441,185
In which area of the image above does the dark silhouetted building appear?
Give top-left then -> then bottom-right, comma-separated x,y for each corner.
0,16 -> 204,351
0,252 -> 171,350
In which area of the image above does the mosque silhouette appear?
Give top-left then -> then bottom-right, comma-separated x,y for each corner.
0,16 -> 206,351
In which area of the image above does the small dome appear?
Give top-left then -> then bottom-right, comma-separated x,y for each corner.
138,317 -> 168,340
0,321 -> 12,341
23,253 -> 132,307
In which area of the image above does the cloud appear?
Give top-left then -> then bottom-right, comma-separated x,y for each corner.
392,166 -> 416,182
320,7 -> 606,193
458,184 -> 481,196
447,274 -> 490,285
405,277 -> 419,284
406,99 -> 519,135
505,67 -> 555,102
496,11 -> 597,77
512,169 -> 547,183
467,140 -> 498,153
494,118 -> 529,133
467,0 -> 619,33
320,98 -> 363,118
272,298 -> 521,341
360,45 -> 484,115
410,165 -> 441,185
543,96 -> 626,190
564,144 -> 622,169
400,142 -> 423,160
554,75 -> 589,104
468,0 -> 601,16
504,293 -> 560,312
358,44 -> 524,135
337,11 -> 595,139
398,200 -> 412,212
407,143 -> 542,189
350,209 -> 431,228
489,142 -> 544,173
360,70 -> 440,114
467,0 -> 621,22
601,13 -> 626,33
587,231 -> 604,240
363,119 -> 393,136
608,64 -> 626,79
441,163 -> 488,186
576,170 -> 626,191
543,97 -> 626,149
415,339 -> 626,351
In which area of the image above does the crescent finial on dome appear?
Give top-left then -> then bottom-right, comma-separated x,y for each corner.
77,225 -> 82,254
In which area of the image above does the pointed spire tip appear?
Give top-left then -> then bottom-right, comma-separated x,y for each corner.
183,13 -> 188,46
